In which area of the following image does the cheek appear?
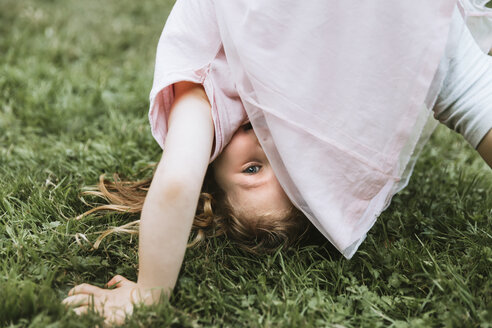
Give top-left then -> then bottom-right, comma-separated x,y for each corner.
224,132 -> 252,156
212,138 -> 247,190
214,133 -> 245,171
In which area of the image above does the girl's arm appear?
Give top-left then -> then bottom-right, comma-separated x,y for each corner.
477,128 -> 492,168
138,81 -> 214,294
63,82 -> 214,323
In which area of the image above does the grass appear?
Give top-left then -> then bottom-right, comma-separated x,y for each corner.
0,0 -> 491,326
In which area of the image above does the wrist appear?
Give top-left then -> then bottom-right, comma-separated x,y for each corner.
133,283 -> 170,305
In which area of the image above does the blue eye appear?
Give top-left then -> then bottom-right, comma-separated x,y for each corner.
243,165 -> 261,174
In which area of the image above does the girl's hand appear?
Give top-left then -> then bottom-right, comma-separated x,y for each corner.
63,275 -> 150,325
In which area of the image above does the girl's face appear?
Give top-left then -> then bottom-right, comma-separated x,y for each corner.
213,123 -> 293,221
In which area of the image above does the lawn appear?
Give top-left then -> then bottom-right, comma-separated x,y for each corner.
0,0 -> 491,327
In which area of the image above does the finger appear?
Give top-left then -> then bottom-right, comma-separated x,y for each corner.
106,275 -> 130,288
68,283 -> 103,296
63,294 -> 93,307
73,306 -> 89,316
105,307 -> 128,326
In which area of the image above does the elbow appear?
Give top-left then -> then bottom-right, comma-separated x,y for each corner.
161,179 -> 187,202
150,175 -> 197,205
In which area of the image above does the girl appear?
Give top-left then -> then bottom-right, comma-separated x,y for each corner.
63,0 -> 492,323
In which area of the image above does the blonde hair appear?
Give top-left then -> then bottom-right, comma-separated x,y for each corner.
78,167 -> 311,253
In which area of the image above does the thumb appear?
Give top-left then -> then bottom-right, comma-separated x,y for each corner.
106,275 -> 131,288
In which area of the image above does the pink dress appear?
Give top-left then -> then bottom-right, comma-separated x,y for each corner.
149,0 -> 492,258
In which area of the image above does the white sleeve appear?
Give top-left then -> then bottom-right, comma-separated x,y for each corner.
459,0 -> 492,53
433,13 -> 492,148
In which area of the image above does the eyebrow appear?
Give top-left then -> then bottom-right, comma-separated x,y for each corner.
237,178 -> 268,190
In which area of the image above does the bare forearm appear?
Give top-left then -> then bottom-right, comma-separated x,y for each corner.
137,83 -> 214,296
64,83 -> 214,323
477,128 -> 492,168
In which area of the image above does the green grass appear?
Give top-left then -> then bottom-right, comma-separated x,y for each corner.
1,0 -> 491,327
